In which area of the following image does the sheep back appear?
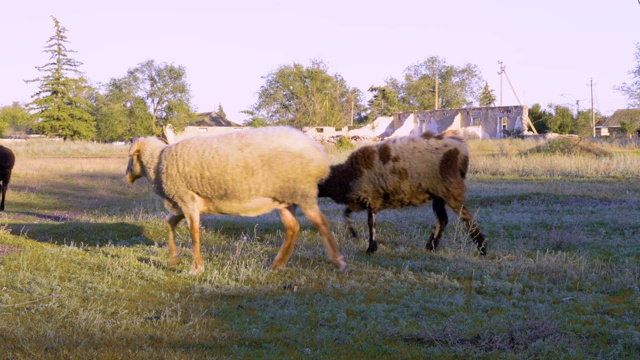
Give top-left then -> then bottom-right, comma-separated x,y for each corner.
157,126 -> 329,214
322,132 -> 470,212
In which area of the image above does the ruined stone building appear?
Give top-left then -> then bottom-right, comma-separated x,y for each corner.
173,106 -> 534,142
391,105 -> 533,139
307,105 -> 534,141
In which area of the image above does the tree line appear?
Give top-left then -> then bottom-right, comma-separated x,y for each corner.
1,17 -> 639,141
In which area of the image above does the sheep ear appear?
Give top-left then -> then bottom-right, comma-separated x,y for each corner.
129,138 -> 142,156
162,124 -> 175,144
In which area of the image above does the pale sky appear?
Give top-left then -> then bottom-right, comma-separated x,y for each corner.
1,1 -> 639,123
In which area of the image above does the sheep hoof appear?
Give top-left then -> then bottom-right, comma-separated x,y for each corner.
335,256 -> 347,272
478,243 -> 487,256
169,256 -> 180,267
188,265 -> 205,275
269,263 -> 286,271
365,242 -> 378,255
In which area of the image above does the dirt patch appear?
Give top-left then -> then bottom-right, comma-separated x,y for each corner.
0,244 -> 20,258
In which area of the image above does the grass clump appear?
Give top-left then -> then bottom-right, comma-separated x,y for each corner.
522,137 -> 613,157
334,136 -> 355,150
1,138 -> 129,157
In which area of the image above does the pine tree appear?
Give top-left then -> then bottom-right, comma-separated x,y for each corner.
25,16 -> 95,140
479,81 -> 496,106
217,103 -> 227,120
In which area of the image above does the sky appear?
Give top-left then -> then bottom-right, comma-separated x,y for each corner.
1,0 -> 639,124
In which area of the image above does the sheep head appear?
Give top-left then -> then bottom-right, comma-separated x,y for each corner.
125,138 -> 144,184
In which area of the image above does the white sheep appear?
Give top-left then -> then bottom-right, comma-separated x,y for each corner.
318,132 -> 487,255
125,126 -> 346,275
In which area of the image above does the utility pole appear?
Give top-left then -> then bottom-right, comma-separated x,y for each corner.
350,98 -> 354,127
434,72 -> 439,110
498,61 -> 504,106
497,61 -> 537,134
498,61 -> 522,105
590,78 -> 596,137
502,67 -> 522,106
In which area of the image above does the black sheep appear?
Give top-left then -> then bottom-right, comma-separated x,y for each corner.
318,132 -> 487,255
0,145 -> 15,211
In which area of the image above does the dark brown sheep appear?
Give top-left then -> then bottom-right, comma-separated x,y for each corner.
318,132 -> 486,255
0,145 -> 15,211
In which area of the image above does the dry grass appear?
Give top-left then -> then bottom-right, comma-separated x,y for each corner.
0,137 -> 639,358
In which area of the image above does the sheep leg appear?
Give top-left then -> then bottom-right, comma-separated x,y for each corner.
302,204 -> 346,271
427,196 -> 448,251
184,211 -> 204,275
166,214 -> 185,267
459,207 -> 487,256
271,205 -> 301,271
450,201 -> 487,256
344,208 -> 358,238
366,208 -> 378,254
0,181 -> 5,211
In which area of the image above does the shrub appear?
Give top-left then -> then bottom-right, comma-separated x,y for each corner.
501,128 -> 525,139
522,137 -> 612,157
335,136 -> 355,150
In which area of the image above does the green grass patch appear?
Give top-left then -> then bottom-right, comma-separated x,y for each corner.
0,139 -> 639,358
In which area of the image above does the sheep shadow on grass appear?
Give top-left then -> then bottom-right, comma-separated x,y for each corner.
2,217 -> 151,248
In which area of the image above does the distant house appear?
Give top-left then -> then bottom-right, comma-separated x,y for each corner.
597,109 -> 640,138
174,112 -> 245,142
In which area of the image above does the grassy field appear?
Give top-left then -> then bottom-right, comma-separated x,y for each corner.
0,137 -> 639,359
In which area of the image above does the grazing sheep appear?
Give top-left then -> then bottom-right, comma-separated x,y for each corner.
318,132 -> 487,255
0,145 -> 15,211
125,126 -> 346,275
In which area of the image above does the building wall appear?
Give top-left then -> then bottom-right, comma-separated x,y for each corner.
398,105 -> 530,139
301,126 -> 349,141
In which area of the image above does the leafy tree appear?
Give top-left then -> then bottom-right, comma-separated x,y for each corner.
25,16 -> 96,140
0,102 -> 34,137
547,105 -> 575,134
241,109 -> 268,128
528,103 -> 552,134
248,59 -> 363,128
479,81 -> 496,106
92,78 -> 154,142
617,111 -> 640,137
575,109 -> 606,137
529,104 -> 607,135
365,85 -> 403,123
0,110 -> 11,137
389,56 -> 484,111
119,59 -> 196,134
616,42 -> 640,108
